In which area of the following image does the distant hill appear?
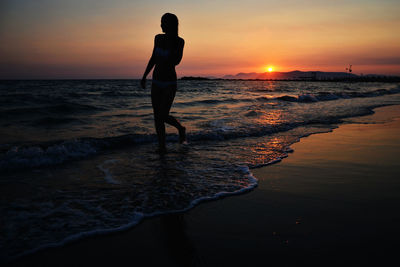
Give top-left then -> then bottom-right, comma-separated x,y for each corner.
179,72 -> 400,82
223,71 -> 358,80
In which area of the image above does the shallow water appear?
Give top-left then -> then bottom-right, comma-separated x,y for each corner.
1,79 -> 400,260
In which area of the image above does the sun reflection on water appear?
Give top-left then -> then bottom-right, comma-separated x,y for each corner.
255,108 -> 286,126
248,136 -> 288,167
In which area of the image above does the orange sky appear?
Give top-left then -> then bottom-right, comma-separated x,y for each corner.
0,0 -> 399,78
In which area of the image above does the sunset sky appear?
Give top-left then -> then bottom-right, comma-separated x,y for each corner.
0,0 -> 399,79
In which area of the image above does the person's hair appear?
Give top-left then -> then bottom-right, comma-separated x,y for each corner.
161,13 -> 178,36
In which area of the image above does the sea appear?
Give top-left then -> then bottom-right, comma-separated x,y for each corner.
1,79 -> 400,260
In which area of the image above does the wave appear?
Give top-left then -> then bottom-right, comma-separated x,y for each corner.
8,165 -> 257,262
101,91 -> 148,97
276,87 -> 400,103
0,102 -> 104,117
172,87 -> 400,108
0,104 -> 381,171
0,134 -> 154,171
175,97 -> 243,107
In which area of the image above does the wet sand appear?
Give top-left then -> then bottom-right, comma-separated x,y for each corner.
10,105 -> 400,267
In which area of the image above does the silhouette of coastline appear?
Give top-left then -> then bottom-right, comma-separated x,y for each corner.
180,71 -> 400,82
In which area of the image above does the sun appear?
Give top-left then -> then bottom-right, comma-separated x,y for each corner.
265,66 -> 274,72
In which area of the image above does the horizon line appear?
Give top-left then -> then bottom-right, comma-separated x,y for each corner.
1,69 -> 400,81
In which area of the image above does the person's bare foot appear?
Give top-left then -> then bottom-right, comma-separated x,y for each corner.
179,126 -> 186,144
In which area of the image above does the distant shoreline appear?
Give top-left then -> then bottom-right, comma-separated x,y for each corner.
180,76 -> 400,82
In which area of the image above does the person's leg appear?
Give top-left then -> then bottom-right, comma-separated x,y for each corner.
151,86 -> 166,151
165,115 -> 186,143
163,85 -> 186,143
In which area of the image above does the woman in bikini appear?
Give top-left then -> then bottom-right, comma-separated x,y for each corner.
141,13 -> 186,153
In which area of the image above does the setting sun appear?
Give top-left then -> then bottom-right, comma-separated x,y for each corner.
266,66 -> 274,72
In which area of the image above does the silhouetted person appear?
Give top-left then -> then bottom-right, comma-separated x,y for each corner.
141,13 -> 186,153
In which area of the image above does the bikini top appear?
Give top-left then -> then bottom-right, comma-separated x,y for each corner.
154,47 -> 170,59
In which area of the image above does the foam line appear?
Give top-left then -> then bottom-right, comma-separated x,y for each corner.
11,166 -> 258,262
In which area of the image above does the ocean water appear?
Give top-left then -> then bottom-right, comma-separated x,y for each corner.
1,79 -> 400,260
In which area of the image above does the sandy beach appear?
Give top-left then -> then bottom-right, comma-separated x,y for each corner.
9,105 -> 400,267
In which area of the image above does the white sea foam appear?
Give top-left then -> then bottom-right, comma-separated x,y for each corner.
97,159 -> 120,184
10,165 -> 258,262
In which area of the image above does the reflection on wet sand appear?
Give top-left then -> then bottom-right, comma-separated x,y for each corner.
160,213 -> 201,267
155,156 -> 201,266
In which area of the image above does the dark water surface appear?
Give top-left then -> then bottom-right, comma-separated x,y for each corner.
1,79 -> 400,260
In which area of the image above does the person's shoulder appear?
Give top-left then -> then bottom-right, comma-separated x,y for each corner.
154,34 -> 165,42
177,36 -> 185,46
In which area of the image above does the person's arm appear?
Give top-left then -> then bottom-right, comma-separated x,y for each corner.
172,38 -> 185,66
141,36 -> 158,89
